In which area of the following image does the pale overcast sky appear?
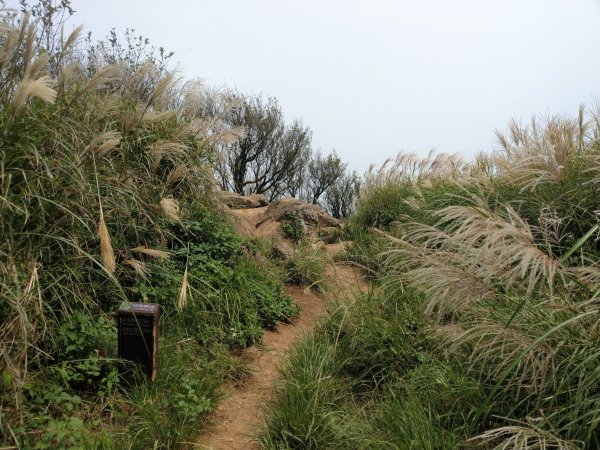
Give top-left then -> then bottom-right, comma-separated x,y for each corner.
58,1 -> 600,172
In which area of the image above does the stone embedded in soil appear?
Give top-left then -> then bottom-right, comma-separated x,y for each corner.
215,191 -> 269,209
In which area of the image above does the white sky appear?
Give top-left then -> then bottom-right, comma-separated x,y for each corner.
52,1 -> 600,172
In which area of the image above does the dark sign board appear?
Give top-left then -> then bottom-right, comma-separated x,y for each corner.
117,302 -> 159,382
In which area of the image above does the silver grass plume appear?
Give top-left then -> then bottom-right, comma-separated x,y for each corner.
11,76 -> 57,113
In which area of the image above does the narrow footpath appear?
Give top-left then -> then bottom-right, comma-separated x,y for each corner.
196,251 -> 367,450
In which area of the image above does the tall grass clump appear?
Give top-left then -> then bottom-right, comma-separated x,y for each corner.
0,4 -> 297,448
285,242 -> 328,291
370,108 -> 600,448
258,333 -> 382,450
261,107 -> 600,449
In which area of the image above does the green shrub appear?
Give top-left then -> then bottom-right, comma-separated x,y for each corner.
343,226 -> 389,278
125,339 -> 220,449
280,212 -> 306,243
351,181 -> 418,230
285,243 -> 328,290
49,313 -> 119,396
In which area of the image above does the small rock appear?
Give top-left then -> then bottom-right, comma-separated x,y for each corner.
272,240 -> 295,259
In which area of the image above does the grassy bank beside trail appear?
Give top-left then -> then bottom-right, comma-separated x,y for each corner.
0,9 -> 299,449
260,113 -> 600,449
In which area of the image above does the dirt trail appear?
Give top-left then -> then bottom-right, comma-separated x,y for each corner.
196,257 -> 367,450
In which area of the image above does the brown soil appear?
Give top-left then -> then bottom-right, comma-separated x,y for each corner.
195,255 -> 367,450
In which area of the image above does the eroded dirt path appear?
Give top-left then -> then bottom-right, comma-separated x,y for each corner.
196,256 -> 367,450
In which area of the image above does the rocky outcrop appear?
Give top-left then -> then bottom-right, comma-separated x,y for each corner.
262,198 -> 341,230
227,207 -> 269,238
217,192 -> 344,260
254,217 -> 295,259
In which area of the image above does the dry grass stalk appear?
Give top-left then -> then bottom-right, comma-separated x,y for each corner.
441,318 -> 555,392
95,138 -> 121,157
361,151 -> 469,200
178,79 -> 206,116
80,64 -> 124,95
58,61 -> 82,89
0,21 -> 11,38
98,207 -> 116,273
59,25 -> 83,61
217,127 -> 246,145
435,202 -> 561,295
165,165 -> 187,187
140,110 -> 176,124
21,20 -> 35,74
382,236 -> 496,317
0,14 -> 30,74
493,112 -> 592,191
146,71 -> 176,109
86,132 -> 122,157
95,93 -> 122,120
121,110 -> 142,133
131,246 -> 171,259
28,53 -> 49,80
123,259 -> 149,279
0,29 -> 17,73
472,423 -> 579,450
177,267 -> 189,311
381,191 -> 566,321
0,261 -> 47,396
157,197 -> 180,221
23,262 -> 39,295
148,141 -> 187,174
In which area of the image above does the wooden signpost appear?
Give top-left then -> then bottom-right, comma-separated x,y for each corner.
117,302 -> 159,382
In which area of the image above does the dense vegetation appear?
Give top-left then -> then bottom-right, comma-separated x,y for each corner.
3,2 -> 600,449
0,3 -> 301,448
260,111 -> 600,449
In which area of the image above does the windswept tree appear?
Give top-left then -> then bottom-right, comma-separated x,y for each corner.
217,93 -> 312,199
283,146 -> 311,198
305,150 -> 346,205
324,170 -> 361,218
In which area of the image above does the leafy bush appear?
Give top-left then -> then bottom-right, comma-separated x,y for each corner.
125,338 -> 220,449
279,212 -> 306,243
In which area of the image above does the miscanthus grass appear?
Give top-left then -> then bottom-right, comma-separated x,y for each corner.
261,108 -> 600,449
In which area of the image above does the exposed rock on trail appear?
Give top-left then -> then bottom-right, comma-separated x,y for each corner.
215,191 -> 269,209
261,197 -> 341,231
217,192 -> 343,259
